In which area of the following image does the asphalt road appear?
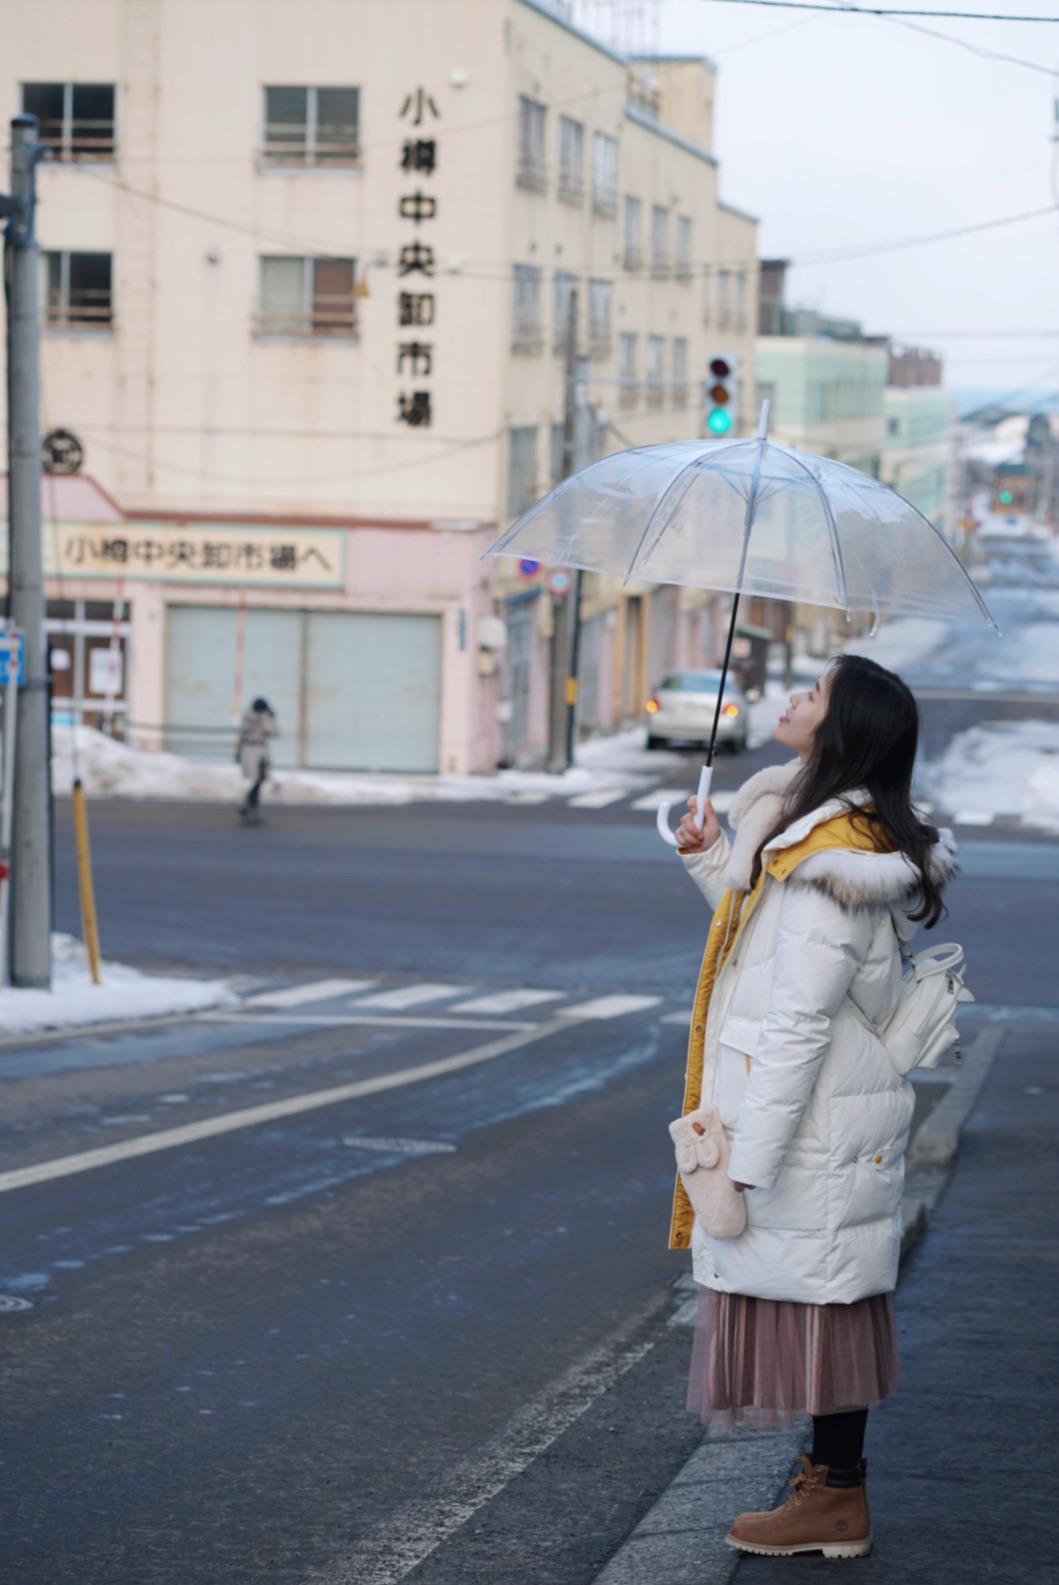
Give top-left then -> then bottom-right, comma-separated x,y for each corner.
2,556 -> 1057,1584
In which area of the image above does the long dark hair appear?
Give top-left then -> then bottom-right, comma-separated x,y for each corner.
752,653 -> 946,926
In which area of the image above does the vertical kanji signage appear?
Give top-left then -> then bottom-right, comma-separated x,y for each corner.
396,87 -> 440,429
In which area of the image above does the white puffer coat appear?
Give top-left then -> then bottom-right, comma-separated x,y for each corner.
681,760 -> 958,1306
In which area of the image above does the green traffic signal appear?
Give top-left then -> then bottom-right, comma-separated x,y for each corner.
708,408 -> 733,435
999,490 -> 1013,505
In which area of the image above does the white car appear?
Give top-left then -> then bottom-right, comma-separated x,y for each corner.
645,670 -> 749,753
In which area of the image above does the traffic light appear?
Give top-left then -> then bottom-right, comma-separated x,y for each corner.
706,354 -> 738,436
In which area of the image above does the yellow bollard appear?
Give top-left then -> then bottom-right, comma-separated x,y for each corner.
71,778 -> 102,986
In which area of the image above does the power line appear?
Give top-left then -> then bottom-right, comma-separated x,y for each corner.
889,328 -> 1059,337
71,164 -> 1058,285
694,0 -> 1059,22
793,202 -> 1058,263
697,0 -> 1054,72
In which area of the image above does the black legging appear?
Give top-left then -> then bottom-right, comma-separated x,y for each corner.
811,1408 -> 868,1471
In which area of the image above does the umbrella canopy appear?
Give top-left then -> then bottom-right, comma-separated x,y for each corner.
487,434 -> 996,629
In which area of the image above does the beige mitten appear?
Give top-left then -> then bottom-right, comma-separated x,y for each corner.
668,1104 -> 747,1240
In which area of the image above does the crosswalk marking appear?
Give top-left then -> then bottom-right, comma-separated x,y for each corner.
630,786 -> 734,815
560,994 -> 662,1020
952,810 -> 995,826
246,978 -> 377,1009
352,983 -> 471,1011
449,989 -> 564,1015
660,1010 -> 692,1026
504,790 -> 552,804
566,788 -> 630,810
630,787 -> 689,812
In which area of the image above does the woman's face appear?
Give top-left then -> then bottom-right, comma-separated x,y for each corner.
774,669 -> 832,760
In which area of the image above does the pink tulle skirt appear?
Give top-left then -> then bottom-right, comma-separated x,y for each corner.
687,1284 -> 901,1428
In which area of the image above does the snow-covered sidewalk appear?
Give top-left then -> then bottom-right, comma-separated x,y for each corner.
925,720 -> 1059,832
0,933 -> 235,1039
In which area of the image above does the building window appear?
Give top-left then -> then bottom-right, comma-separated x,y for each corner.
22,83 -> 115,161
592,132 -> 618,216
551,420 -> 567,484
623,196 -> 643,271
262,86 -> 360,166
619,332 -> 638,407
675,216 -> 692,281
517,97 -> 547,191
717,268 -> 731,328
887,416 -> 900,438
646,335 -> 666,405
672,337 -> 689,406
41,251 -> 113,329
702,264 -> 712,326
735,269 -> 748,330
554,270 -> 578,354
558,115 -> 584,204
513,264 -> 543,352
257,256 -> 358,336
588,278 -> 613,357
651,205 -> 668,278
508,426 -> 539,517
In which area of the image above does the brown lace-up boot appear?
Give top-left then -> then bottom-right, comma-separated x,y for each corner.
726,1453 -> 872,1558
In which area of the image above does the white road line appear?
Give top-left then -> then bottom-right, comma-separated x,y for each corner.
244,979 -> 377,1008
342,1136 -> 456,1156
352,983 -> 470,1011
448,988 -> 564,1015
205,1012 -> 532,1032
311,1293 -> 669,1585
952,810 -> 996,826
0,1020 -> 568,1197
560,994 -> 662,1020
504,790 -> 552,804
566,787 -> 629,809
630,787 -> 689,812
660,1010 -> 692,1026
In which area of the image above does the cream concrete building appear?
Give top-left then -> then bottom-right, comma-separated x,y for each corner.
2,0 -> 756,771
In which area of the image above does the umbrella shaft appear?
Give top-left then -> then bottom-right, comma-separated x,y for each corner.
707,589 -> 742,769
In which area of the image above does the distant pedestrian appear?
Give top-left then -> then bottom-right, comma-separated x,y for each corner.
671,653 -> 957,1559
236,697 -> 278,824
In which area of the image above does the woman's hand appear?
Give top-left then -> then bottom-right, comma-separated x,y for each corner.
675,794 -> 722,853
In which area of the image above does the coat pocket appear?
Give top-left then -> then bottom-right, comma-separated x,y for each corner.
716,1015 -> 762,1128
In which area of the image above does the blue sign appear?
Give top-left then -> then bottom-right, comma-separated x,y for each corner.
0,632 -> 26,689
519,558 -> 540,578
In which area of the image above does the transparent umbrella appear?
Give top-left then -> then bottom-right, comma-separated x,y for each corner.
486,404 -> 997,844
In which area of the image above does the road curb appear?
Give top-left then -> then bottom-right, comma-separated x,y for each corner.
591,1023 -> 1008,1585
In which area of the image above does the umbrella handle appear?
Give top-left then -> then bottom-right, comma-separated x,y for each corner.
656,765 -> 713,848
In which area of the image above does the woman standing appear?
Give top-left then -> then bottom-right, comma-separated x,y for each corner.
672,653 -> 956,1559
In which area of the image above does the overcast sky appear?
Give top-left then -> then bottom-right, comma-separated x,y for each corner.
641,0 -> 1059,396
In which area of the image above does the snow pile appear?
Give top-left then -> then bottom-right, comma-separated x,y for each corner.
926,720 -> 1059,831
0,933 -> 236,1037
51,724 -> 648,807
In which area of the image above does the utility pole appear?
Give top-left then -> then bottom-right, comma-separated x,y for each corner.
4,116 -> 51,987
547,288 -> 588,774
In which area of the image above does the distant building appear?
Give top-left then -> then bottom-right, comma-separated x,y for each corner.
755,263 -> 887,480
880,345 -> 954,530
1,0 -> 756,770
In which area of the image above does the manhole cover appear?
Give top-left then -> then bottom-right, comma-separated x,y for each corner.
0,1295 -> 33,1313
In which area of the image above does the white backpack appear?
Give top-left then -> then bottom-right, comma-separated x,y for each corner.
850,926 -> 974,1075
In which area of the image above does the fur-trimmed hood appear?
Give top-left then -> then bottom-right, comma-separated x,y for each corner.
722,758 -> 958,910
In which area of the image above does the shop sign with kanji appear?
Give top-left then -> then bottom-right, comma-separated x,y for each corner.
16,524 -> 347,588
